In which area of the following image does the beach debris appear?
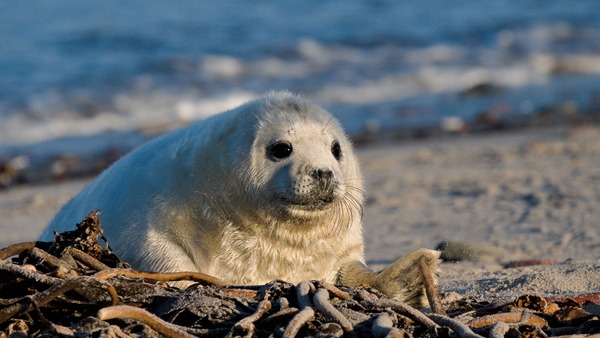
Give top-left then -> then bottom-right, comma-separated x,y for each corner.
512,294 -> 554,313
546,293 -> 600,305
312,288 -> 354,335
1,212 -> 599,336
553,306 -> 595,326
419,259 -> 447,316
371,313 -> 407,337
228,299 -> 272,337
430,314 -> 484,338
504,259 -> 560,268
98,305 -> 197,337
468,311 -> 549,329
435,240 -> 504,263
488,321 -> 510,338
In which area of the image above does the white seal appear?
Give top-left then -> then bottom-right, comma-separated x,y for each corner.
41,91 -> 439,307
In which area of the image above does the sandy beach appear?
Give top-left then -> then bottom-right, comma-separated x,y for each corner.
1,125 -> 599,301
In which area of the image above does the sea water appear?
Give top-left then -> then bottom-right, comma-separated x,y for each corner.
1,0 -> 599,148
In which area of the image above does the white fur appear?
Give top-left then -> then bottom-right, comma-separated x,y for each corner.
40,91 -> 366,285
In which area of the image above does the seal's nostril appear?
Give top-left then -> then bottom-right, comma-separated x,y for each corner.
311,169 -> 333,181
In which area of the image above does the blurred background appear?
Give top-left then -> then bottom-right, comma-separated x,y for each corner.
1,0 -> 599,186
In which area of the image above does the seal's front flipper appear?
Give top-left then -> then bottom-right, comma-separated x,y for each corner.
337,249 -> 440,308
372,249 -> 440,308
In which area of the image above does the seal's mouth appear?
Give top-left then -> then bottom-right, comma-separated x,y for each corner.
277,195 -> 335,211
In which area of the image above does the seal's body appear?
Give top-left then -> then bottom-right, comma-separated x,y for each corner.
41,92 -> 439,307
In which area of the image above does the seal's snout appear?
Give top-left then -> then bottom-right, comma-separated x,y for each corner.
310,168 -> 334,183
310,168 -> 338,195
280,166 -> 342,211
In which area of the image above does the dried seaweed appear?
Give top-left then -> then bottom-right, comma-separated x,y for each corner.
1,212 -> 599,337
47,210 -> 128,269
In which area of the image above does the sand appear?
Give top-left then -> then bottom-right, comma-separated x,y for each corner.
1,125 -> 599,301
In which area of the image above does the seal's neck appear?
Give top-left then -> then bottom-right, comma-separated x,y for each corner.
210,218 -> 344,285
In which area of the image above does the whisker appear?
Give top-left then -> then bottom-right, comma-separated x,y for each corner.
321,116 -> 335,133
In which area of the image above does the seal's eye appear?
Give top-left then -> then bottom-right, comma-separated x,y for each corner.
268,141 -> 293,161
331,141 -> 342,160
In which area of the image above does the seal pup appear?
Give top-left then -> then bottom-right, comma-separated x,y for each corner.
40,91 -> 439,307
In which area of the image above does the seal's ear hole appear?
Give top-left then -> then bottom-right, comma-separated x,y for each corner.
268,141 -> 293,161
331,141 -> 342,160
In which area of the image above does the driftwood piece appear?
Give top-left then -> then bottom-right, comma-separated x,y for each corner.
419,260 -> 447,316
228,299 -> 272,337
468,311 -> 548,328
28,247 -> 79,276
283,281 -> 316,338
489,321 -> 510,338
313,288 -> 354,335
261,307 -> 299,325
316,281 -> 351,300
0,242 -> 36,260
429,314 -> 484,338
67,247 -> 110,271
93,268 -> 227,286
362,299 -> 439,328
98,305 -> 196,338
283,307 -> 315,338
0,260 -> 62,286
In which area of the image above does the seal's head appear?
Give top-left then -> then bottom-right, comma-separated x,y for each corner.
237,92 -> 364,224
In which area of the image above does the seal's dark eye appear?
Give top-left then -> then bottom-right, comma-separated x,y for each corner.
268,141 -> 293,161
331,141 -> 342,160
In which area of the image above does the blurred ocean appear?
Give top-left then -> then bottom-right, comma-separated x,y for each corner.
0,1 -> 599,183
